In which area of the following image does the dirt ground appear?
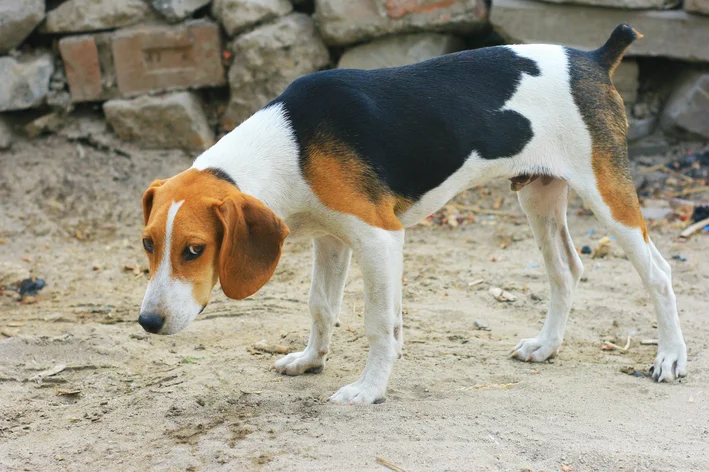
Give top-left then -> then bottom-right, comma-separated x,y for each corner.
1,121 -> 708,471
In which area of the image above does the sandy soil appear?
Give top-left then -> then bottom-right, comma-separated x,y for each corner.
1,125 -> 708,471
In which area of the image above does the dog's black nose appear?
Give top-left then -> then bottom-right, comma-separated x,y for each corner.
138,313 -> 164,334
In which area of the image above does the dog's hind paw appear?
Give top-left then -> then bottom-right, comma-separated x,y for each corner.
510,336 -> 561,362
274,350 -> 325,376
650,342 -> 687,382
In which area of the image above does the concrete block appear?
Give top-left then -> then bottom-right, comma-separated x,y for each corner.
661,72 -> 709,139
338,33 -> 465,70
315,0 -> 489,46
0,52 -> 54,111
491,0 -> 709,62
103,91 -> 215,152
0,0 -> 45,53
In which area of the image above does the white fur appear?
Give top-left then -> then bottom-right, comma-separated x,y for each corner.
140,200 -> 203,335
185,44 -> 686,403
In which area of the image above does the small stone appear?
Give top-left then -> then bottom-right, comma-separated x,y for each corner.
104,91 -> 215,152
150,0 -> 212,22
581,245 -> 592,255
0,0 -> 45,54
338,33 -> 465,70
25,112 -> 66,138
0,52 -> 54,111
212,0 -> 293,36
42,0 -> 156,34
222,13 -> 330,129
627,116 -> 657,142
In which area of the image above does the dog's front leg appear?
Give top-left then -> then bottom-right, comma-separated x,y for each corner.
275,235 -> 351,376
329,228 -> 404,405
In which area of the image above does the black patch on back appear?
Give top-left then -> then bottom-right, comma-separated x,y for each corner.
207,167 -> 238,187
269,47 -> 540,202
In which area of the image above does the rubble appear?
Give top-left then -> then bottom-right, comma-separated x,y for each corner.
0,0 -> 45,54
42,0 -> 155,34
112,20 -> 226,97
491,0 -> 709,62
222,13 -> 330,129
686,0 -> 709,15
314,0 -> 489,46
337,33 -> 465,70
150,0 -> 212,22
0,52 -> 54,111
103,91 -> 215,152
211,0 -> 293,37
660,72 -> 709,140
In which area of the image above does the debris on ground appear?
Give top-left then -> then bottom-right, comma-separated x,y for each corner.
580,245 -> 592,255
672,255 -> 687,262
620,366 -> 647,377
250,341 -> 290,355
601,336 -> 631,352
19,277 -> 45,297
592,236 -> 613,259
376,456 -> 407,472
640,339 -> 659,345
489,287 -> 516,302
473,320 -> 490,331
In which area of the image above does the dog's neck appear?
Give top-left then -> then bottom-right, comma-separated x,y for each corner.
191,103 -> 306,221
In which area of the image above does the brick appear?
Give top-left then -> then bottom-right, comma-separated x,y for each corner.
315,0 -> 489,46
686,0 -> 709,15
491,0 -> 709,62
338,33 -> 465,70
104,91 -> 214,152
112,20 -> 226,97
59,36 -> 102,102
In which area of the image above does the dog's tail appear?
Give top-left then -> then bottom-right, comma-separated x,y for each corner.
592,24 -> 643,77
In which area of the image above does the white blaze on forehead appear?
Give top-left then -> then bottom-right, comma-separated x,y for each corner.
140,200 -> 203,334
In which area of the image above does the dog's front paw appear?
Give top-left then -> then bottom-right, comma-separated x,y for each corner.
328,380 -> 386,405
511,337 -> 561,362
650,342 -> 687,382
274,350 -> 325,376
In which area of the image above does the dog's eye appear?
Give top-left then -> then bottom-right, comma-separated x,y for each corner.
143,238 -> 154,253
183,245 -> 205,261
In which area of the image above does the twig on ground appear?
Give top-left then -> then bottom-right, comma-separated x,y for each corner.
376,457 -> 407,472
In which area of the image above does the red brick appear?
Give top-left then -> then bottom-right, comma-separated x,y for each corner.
59,36 -> 103,102
111,20 -> 226,97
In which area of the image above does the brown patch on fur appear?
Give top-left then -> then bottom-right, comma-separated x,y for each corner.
303,135 -> 410,231
142,168 -> 289,308
567,49 -> 648,243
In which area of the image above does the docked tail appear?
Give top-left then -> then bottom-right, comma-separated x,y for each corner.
592,24 -> 643,77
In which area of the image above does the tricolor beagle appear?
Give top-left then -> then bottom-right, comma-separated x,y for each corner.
138,24 -> 687,404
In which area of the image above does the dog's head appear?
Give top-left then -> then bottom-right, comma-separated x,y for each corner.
138,169 -> 289,335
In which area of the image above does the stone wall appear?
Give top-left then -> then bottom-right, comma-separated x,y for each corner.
0,0 -> 708,152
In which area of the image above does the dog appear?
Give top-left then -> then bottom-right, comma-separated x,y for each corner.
138,24 -> 687,404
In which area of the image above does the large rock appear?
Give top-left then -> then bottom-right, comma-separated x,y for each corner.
338,33 -> 465,70
222,13 -> 330,129
0,0 -> 45,53
211,0 -> 293,36
685,0 -> 709,15
42,0 -> 155,33
0,53 -> 54,112
536,0 -> 670,8
0,116 -> 14,149
103,92 -> 215,152
315,0 -> 489,46
660,72 -> 709,140
150,0 -> 212,22
491,0 -> 709,62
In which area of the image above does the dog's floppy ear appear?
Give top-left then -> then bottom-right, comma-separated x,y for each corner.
141,179 -> 167,226
215,193 -> 290,300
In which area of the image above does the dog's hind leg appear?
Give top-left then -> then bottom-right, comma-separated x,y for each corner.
571,147 -> 687,382
512,177 -> 584,362
274,235 -> 351,376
